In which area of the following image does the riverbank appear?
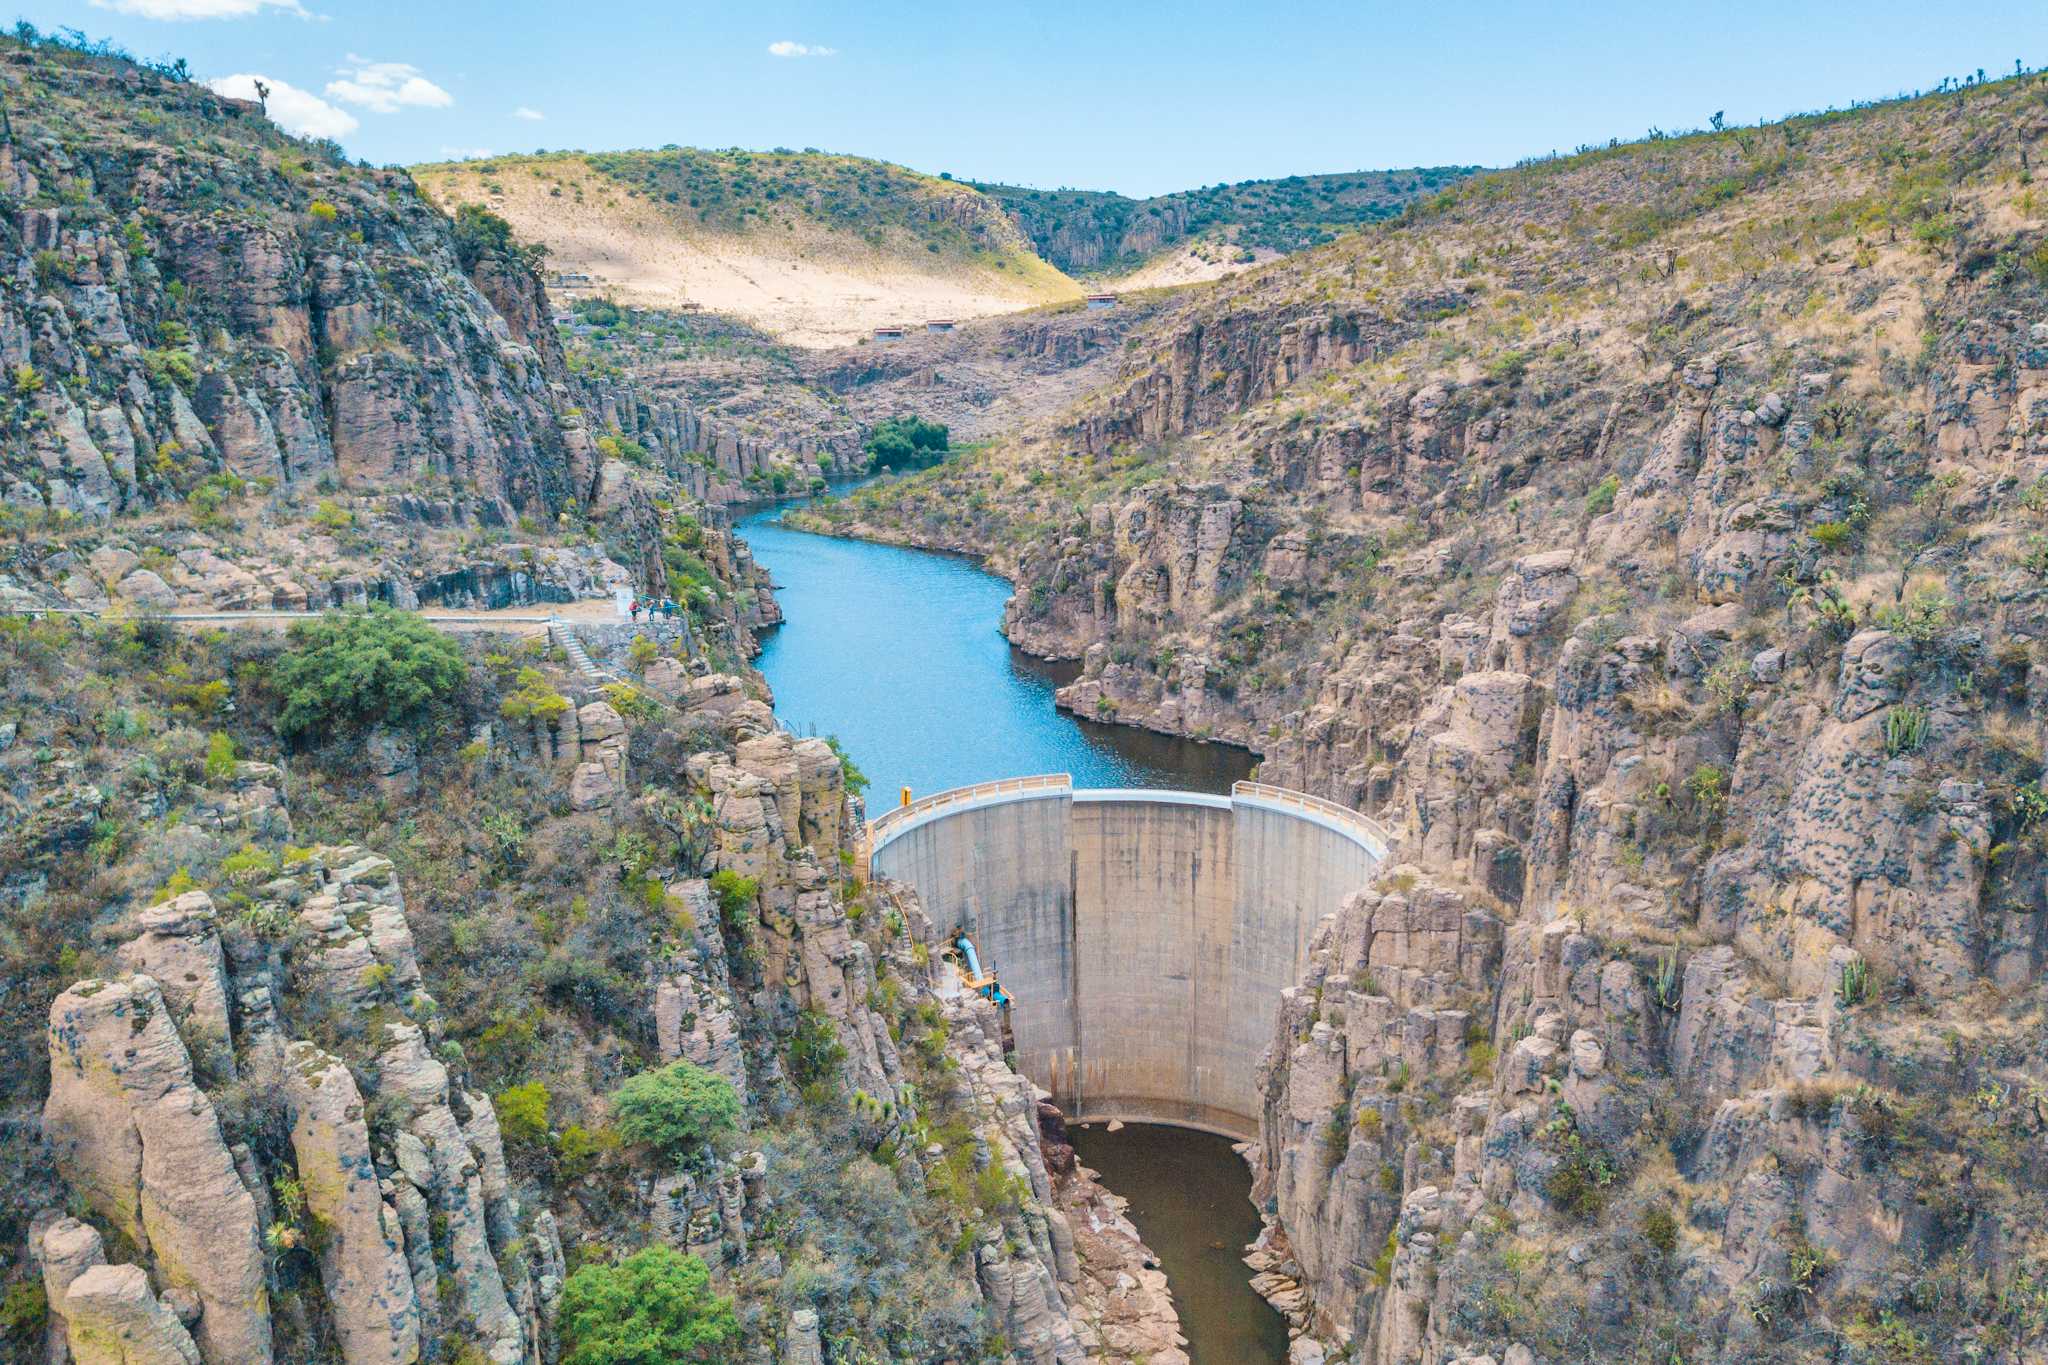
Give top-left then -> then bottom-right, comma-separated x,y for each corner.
1069,1124 -> 1288,1364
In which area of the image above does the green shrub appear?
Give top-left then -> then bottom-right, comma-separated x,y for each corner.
1542,1103 -> 1619,1218
1584,474 -> 1620,517
219,843 -> 279,886
495,1082 -> 551,1148
143,346 -> 196,392
451,202 -> 544,271
1684,763 -> 1727,818
557,1122 -> 619,1179
557,1247 -> 738,1364
608,1061 -> 740,1161
789,1007 -> 847,1093
204,730 -> 237,783
500,668 -> 570,725
272,609 -> 466,739
31,248 -> 71,290
1876,588 -> 1952,648
708,870 -> 757,929
825,735 -> 869,797
0,1279 -> 46,1339
1808,520 -> 1854,551
1640,1202 -> 1679,1256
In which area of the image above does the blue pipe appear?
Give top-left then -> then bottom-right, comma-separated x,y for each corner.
955,935 -> 1010,1008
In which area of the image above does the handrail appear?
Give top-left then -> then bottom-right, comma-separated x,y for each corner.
856,773 -> 1395,882
857,774 -> 1073,882
866,773 -> 1073,842
1232,779 -> 1394,848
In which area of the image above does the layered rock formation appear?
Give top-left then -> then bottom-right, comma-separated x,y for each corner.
799,68 -> 2048,1362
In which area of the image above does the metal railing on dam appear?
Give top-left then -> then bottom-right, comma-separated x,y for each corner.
863,775 -> 1392,1139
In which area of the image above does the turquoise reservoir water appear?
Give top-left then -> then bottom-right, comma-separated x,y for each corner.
736,494 -> 1252,803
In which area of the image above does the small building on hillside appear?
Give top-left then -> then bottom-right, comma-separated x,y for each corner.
873,325 -> 907,342
1085,292 -> 1118,310
925,318 -> 956,333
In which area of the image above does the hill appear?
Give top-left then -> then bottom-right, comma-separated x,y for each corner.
791,69 -> 2048,1363
974,166 -> 1479,277
415,150 -> 1480,345
415,148 -> 1083,346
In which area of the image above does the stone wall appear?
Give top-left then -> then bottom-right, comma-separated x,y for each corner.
871,783 -> 1383,1137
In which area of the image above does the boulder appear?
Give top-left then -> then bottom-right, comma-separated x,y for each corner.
60,1264 -> 201,1365
34,1214 -> 108,1363
43,976 -> 271,1363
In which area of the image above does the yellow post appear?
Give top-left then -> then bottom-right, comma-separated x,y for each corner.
900,786 -> 912,808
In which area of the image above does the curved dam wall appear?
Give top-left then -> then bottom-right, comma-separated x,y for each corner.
869,779 -> 1387,1138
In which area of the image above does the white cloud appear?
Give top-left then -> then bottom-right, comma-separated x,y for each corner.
325,56 -> 454,113
206,73 -> 358,138
767,40 -> 835,58
90,0 -> 307,17
513,106 -> 545,122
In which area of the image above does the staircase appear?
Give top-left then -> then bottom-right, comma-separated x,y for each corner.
547,618 -> 614,683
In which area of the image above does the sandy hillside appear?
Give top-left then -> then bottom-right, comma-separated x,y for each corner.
1095,237 -> 1284,290
418,158 -> 1083,348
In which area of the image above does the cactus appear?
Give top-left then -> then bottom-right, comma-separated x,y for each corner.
1836,954 -> 1870,1008
1883,704 -> 1929,757
1652,949 -> 1683,1010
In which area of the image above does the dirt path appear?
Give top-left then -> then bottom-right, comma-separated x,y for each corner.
21,600 -> 632,636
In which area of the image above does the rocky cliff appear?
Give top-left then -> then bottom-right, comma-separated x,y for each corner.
0,34 -> 853,623
0,31 -> 1169,1365
794,70 -> 2048,1362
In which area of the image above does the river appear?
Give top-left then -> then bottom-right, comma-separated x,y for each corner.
733,490 -> 1287,1364
736,492 -> 1252,802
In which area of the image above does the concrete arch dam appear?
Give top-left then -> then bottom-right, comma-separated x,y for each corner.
867,778 -> 1390,1139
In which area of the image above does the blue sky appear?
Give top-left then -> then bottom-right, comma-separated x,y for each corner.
22,1 -> 2048,195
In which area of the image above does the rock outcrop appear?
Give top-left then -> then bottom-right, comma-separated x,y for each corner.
44,975 -> 269,1363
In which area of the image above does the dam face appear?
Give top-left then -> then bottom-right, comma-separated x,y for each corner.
869,778 -> 1387,1138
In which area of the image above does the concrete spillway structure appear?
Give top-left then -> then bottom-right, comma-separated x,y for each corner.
867,778 -> 1389,1138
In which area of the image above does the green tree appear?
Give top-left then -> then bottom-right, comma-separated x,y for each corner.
556,1247 -> 739,1364
271,609 -> 467,740
863,414 -> 949,471
608,1061 -> 740,1161
450,202 -> 541,272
